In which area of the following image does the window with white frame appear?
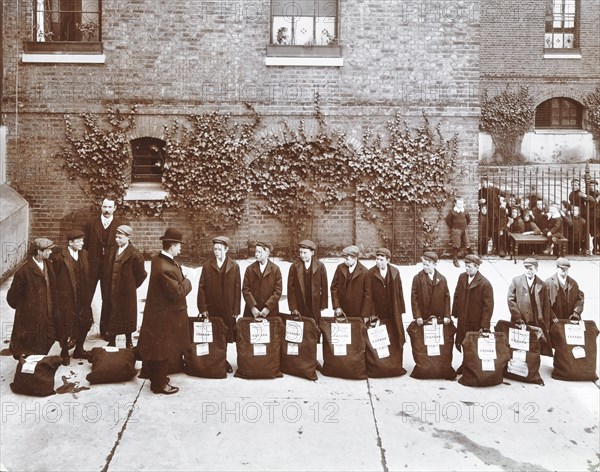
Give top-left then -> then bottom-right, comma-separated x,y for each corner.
270,0 -> 338,46
545,0 -> 579,49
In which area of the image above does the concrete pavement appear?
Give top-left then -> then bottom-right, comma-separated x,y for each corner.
1,256 -> 599,471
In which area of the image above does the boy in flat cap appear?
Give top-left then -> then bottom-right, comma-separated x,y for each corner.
7,238 -> 57,358
452,254 -> 494,353
198,236 -> 241,372
51,229 -> 93,364
445,196 -> 473,267
104,225 -> 147,348
507,257 -> 552,355
330,245 -> 372,319
544,257 -> 584,327
287,240 -> 328,322
411,251 -> 451,327
242,241 -> 282,318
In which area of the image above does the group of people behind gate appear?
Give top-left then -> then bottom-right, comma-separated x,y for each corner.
478,176 -> 600,257
7,198 -> 588,395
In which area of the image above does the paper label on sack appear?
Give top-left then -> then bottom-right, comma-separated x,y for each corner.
368,324 -> 390,350
507,359 -> 529,377
285,320 -> 304,343
25,355 -> 45,362
564,324 -> 585,346
333,344 -> 347,356
572,346 -> 586,359
331,323 -> 352,345
509,327 -> 530,351
512,349 -> 527,362
193,321 -> 213,344
103,346 -> 119,352
481,359 -> 496,371
21,360 -> 40,374
426,344 -> 441,356
477,337 -> 497,360
253,343 -> 267,356
376,346 -> 390,359
196,343 -> 210,357
287,343 -> 299,356
250,321 -> 270,344
424,324 -> 444,346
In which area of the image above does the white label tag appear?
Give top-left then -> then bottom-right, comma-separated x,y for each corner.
507,359 -> 529,377
376,346 -> 390,359
103,346 -> 119,352
481,359 -> 496,371
287,343 -> 299,356
250,321 -> 270,344
509,327 -> 530,351
572,346 -> 586,359
331,323 -> 352,345
196,343 -> 210,357
368,324 -> 390,350
25,355 -> 45,362
513,349 -> 527,362
478,337 -> 497,360
426,344 -> 441,356
253,343 -> 267,356
193,321 -> 213,344
285,320 -> 304,343
424,324 -> 444,346
21,360 -> 39,375
565,324 -> 585,346
333,344 -> 347,356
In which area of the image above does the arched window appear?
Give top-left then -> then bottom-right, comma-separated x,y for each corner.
535,98 -> 583,129
131,137 -> 165,183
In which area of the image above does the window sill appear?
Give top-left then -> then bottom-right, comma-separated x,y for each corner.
265,44 -> 343,67
22,41 -> 105,63
124,183 -> 167,201
265,57 -> 343,67
533,129 -> 587,134
543,48 -> 581,59
22,53 -> 105,64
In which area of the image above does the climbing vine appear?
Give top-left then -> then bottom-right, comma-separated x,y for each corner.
583,85 -> 600,157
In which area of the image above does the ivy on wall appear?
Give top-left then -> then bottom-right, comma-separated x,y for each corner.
584,85 -> 600,157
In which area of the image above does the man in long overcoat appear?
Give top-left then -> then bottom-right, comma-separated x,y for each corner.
411,251 -> 451,326
367,248 -> 406,345
507,257 -> 552,355
451,254 -> 494,351
545,257 -> 584,326
330,245 -> 371,319
287,240 -> 328,322
104,225 -> 147,348
52,229 -> 93,364
7,238 -> 57,358
138,228 -> 192,395
242,241 -> 281,318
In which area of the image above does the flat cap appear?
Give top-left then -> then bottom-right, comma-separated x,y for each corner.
255,240 -> 272,251
66,229 -> 85,241
464,254 -> 482,266
212,236 -> 230,247
523,257 -> 538,268
33,238 -> 54,251
116,225 -> 133,236
159,228 -> 184,243
298,240 -> 316,251
342,245 -> 360,258
375,247 -> 391,259
422,251 -> 438,263
556,257 -> 571,269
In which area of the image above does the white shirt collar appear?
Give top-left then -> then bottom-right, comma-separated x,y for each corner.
32,257 -> 44,271
259,260 -> 267,273
101,215 -> 113,228
348,263 -> 356,274
118,243 -> 129,255
160,250 -> 174,260
304,260 -> 312,270
379,266 -> 388,278
68,247 -> 79,261
526,276 -> 535,287
216,257 -> 225,269
427,271 -> 435,281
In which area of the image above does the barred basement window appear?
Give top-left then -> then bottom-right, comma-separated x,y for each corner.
535,98 -> 583,129
131,137 -> 165,183
545,0 -> 579,49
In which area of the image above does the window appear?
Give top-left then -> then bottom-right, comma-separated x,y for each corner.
131,138 -> 165,183
535,98 -> 583,129
545,0 -> 579,49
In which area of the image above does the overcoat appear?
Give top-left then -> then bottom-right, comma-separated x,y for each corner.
52,247 -> 93,341
137,253 -> 192,361
330,261 -> 372,318
83,216 -> 125,277
197,256 -> 241,341
242,260 -> 282,318
545,274 -> 584,322
7,258 -> 57,356
103,244 -> 147,336
287,259 -> 328,321
367,264 -> 406,345
410,269 -> 451,320
451,271 -> 494,348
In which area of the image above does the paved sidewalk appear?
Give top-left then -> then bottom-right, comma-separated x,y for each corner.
1,257 -> 599,471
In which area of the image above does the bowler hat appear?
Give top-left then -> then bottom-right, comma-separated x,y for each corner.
66,229 -> 85,241
556,257 -> 571,269
116,225 -> 133,237
159,228 -> 184,243
255,240 -> 272,251
33,238 -> 54,251
342,245 -> 360,258
298,240 -> 317,251
375,248 -> 391,259
464,254 -> 482,266
422,251 -> 438,263
523,257 -> 538,268
212,236 -> 230,247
